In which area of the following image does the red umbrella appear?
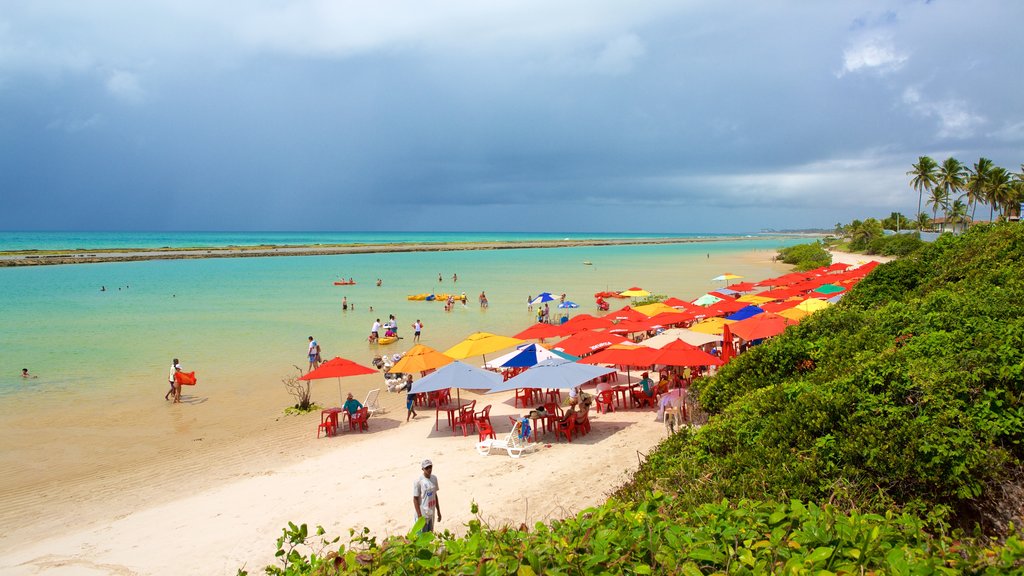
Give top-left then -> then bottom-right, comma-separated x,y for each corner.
551,330 -> 630,357
721,324 -> 735,363
299,356 -> 378,406
514,322 -> 566,340
649,311 -> 698,327
729,312 -> 797,342
560,314 -> 615,334
728,281 -> 757,292
579,344 -> 659,386
651,339 -> 723,367
604,305 -> 647,322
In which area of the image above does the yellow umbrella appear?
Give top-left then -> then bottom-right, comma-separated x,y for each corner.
777,308 -> 809,322
390,344 -> 454,374
619,287 -> 651,297
737,294 -> 777,305
689,317 -> 736,335
793,298 -> 831,314
712,273 -> 744,282
632,302 -> 678,317
444,332 -> 524,360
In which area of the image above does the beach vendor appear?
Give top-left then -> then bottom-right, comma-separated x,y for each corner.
413,460 -> 441,533
343,393 -> 363,416
406,376 -> 418,421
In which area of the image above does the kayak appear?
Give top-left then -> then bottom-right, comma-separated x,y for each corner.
377,336 -> 399,345
334,281 -> 357,285
407,293 -> 429,301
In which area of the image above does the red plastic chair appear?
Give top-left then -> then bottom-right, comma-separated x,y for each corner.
544,388 -> 562,404
554,414 -> 576,443
474,404 -> 493,433
514,388 -> 534,408
349,407 -> 369,432
595,390 -> 615,414
317,420 -> 335,438
576,407 -> 591,436
453,400 -> 478,436
631,389 -> 656,409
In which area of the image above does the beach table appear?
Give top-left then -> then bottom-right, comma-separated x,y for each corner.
434,401 -> 473,431
611,385 -> 633,410
320,407 -> 345,437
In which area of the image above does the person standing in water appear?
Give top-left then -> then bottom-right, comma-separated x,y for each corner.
166,358 -> 182,402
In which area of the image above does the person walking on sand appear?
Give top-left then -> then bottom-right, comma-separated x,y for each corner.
307,337 -> 321,372
165,358 -> 181,401
413,459 -> 441,532
406,375 -> 418,421
412,319 -> 422,342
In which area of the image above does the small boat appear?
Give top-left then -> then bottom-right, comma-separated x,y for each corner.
334,280 -> 357,286
583,261 -> 593,265
407,293 -> 429,301
377,336 -> 398,345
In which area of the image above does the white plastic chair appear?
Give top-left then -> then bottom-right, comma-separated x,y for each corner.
363,388 -> 384,415
476,420 -> 535,459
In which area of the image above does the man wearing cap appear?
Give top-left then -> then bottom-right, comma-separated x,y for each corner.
412,459 -> 441,532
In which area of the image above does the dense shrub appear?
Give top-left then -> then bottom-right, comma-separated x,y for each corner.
866,232 -> 925,256
777,241 -> 831,271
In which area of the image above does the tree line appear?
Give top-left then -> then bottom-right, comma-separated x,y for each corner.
908,155 -> 1024,230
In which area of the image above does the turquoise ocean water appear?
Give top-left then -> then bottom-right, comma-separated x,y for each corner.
0,233 -> 802,403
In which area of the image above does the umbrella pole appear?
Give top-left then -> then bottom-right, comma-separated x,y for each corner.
337,378 -> 343,408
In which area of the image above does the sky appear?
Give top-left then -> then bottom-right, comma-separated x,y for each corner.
1,1 -> 1022,233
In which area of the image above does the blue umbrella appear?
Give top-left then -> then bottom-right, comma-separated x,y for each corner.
487,358 -> 615,393
725,305 -> 764,321
411,361 -> 504,404
499,343 -> 579,368
557,301 -> 579,309
530,292 -> 557,305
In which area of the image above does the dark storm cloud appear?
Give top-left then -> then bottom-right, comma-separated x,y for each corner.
1,1 -> 1021,232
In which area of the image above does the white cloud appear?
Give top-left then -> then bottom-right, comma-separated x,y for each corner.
105,69 -> 145,104
989,120 -> 1024,143
902,87 -> 984,139
838,33 -> 907,77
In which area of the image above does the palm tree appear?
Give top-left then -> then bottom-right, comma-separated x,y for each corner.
948,198 -> 969,233
966,157 -> 993,222
926,187 -> 948,230
985,167 -> 1013,221
915,211 -> 931,231
937,157 -> 966,225
908,156 -> 939,223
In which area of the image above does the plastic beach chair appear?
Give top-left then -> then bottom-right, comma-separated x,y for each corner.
476,420 -> 536,458
363,388 -> 383,416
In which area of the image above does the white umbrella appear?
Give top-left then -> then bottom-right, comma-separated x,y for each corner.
641,328 -> 722,349
487,358 -> 614,394
411,361 -> 503,395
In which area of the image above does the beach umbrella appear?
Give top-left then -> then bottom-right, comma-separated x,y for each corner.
493,343 -> 579,368
299,356 -> 378,406
648,311 -> 698,327
706,298 -> 748,315
632,302 -> 678,317
619,287 -> 650,297
729,312 -> 797,342
651,339 -> 723,368
513,322 -> 566,340
736,294 -> 777,305
411,360 -> 504,406
793,298 -> 831,314
487,357 -> 615,394
560,314 -> 614,334
444,332 -> 524,361
578,343 -> 659,384
557,301 -> 579,309
530,292 -> 557,305
725,305 -> 764,321
390,344 -> 454,375
690,317 -> 735,336
812,283 -> 846,295
826,294 -> 844,304
728,281 -> 757,292
692,293 -> 723,307
641,328 -> 721,349
551,330 -> 631,357
777,307 -> 809,323
712,273 -> 744,286
604,305 -> 647,322
721,324 -> 735,363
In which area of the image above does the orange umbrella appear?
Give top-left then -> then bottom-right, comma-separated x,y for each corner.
721,324 -> 735,363
390,344 -> 454,374
651,339 -> 723,368
299,356 -> 378,406
729,312 -> 798,342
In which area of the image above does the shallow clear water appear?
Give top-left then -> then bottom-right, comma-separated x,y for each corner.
0,236 -> 799,401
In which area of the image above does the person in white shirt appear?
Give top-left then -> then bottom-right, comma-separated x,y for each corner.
371,319 -> 381,341
165,358 -> 181,401
412,459 -> 441,532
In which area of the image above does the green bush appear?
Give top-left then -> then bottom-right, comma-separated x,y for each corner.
777,241 -> 831,271
867,232 -> 925,256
